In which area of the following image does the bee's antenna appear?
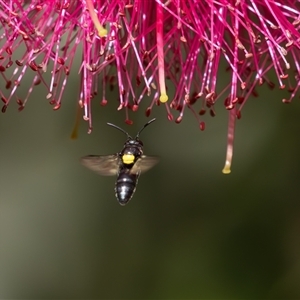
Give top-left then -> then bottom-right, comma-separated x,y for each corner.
107,123 -> 131,139
136,118 -> 156,138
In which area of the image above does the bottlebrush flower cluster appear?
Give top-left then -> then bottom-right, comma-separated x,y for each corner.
0,0 -> 300,173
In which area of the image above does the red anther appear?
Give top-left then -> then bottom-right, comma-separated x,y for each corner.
210,109 -> 216,117
6,81 -> 11,89
29,61 -> 38,71
16,60 -> 23,66
2,105 -> 7,113
175,116 -> 182,124
125,119 -> 133,125
237,97 -> 244,104
136,76 -> 141,86
62,2 -> 70,9
224,97 -> 230,107
106,54 -> 115,61
132,104 -> 138,111
6,61 -> 13,68
53,103 -> 61,110
280,74 -> 288,79
101,99 -> 108,106
5,47 -> 12,55
199,109 -> 206,115
188,93 -> 198,105
145,107 -> 151,117
57,57 -> 65,65
167,113 -> 173,121
199,121 -> 205,131
64,66 -> 69,75
34,79 -> 41,85
16,98 -> 23,106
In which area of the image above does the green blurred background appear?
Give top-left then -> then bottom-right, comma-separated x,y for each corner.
1,74 -> 300,299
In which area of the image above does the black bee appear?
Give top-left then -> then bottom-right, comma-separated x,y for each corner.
81,118 -> 158,206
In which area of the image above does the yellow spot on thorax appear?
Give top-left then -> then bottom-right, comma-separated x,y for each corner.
122,154 -> 135,164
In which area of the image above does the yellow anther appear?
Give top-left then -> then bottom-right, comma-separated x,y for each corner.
222,167 -> 231,174
159,93 -> 168,103
98,27 -> 108,37
86,0 -> 108,37
222,161 -> 231,174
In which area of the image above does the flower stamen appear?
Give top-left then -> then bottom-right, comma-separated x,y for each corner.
222,109 -> 236,174
86,0 -> 107,37
156,3 -> 168,103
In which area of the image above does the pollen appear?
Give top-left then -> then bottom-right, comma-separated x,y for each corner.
122,154 -> 135,164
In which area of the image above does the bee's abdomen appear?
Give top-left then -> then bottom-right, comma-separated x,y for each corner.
115,171 -> 139,205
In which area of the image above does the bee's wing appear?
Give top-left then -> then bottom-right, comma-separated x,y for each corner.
81,155 -> 120,176
131,155 -> 159,174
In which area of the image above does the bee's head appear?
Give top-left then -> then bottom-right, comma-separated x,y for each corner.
125,138 -> 143,147
122,138 -> 144,156
107,119 -> 156,166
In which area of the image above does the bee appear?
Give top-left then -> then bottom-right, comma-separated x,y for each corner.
81,118 -> 158,206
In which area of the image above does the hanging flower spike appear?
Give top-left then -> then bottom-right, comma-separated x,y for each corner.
1,1 -> 300,173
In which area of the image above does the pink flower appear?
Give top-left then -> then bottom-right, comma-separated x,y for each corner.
1,0 -> 300,173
